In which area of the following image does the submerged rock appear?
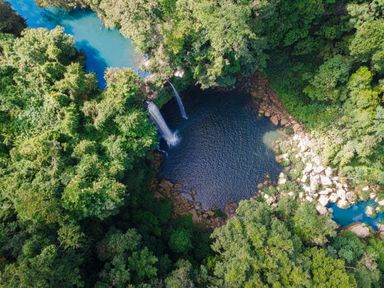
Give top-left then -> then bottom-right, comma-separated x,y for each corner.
337,198 -> 348,208
365,205 -> 375,217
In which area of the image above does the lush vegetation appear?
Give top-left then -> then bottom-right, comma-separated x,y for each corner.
1,0 -> 384,287
0,6 -> 211,286
210,197 -> 384,288
38,0 -> 384,186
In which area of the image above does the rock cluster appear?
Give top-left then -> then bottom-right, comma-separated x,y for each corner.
247,72 -> 381,217
149,152 -> 241,229
248,72 -> 302,132
154,178 -> 228,228
273,132 -> 380,215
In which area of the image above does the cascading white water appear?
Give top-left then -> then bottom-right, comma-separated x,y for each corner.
168,81 -> 188,119
147,101 -> 180,146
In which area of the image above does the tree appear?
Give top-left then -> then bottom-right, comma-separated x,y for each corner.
210,198 -> 354,287
328,231 -> 365,265
96,228 -> 158,287
304,55 -> 352,102
293,202 -> 337,245
350,19 -> 384,63
0,244 -> 83,287
168,228 -> 192,254
165,260 -> 194,288
308,248 -> 356,288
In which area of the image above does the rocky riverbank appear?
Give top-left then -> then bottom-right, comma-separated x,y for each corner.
150,71 -> 382,234
247,71 -> 381,212
247,71 -> 384,238
150,152 -> 237,229
248,71 -> 303,132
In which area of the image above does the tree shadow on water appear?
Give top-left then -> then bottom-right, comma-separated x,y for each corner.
76,40 -> 109,88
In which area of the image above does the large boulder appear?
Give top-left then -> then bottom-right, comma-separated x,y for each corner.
320,175 -> 333,187
337,198 -> 348,208
278,172 -> 287,185
329,193 -> 339,203
325,167 -> 333,177
318,195 -> 329,206
336,188 -> 346,199
316,204 -> 328,215
365,205 -> 375,218
310,175 -> 320,191
271,115 -> 279,125
378,199 -> 384,206
345,223 -> 371,238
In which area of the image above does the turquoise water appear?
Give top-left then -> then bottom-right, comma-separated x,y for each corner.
329,200 -> 384,230
7,0 -> 145,87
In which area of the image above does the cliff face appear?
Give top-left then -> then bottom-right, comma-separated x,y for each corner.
0,0 -> 26,35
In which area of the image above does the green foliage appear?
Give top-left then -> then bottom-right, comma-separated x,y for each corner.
3,1 -> 384,287
168,228 -> 192,254
293,202 -> 337,245
210,198 -> 357,287
350,19 -> 384,63
0,244 -> 83,288
304,55 -> 352,102
96,229 -> 158,286
164,259 -> 194,288
308,247 -> 356,288
328,231 -> 365,265
0,27 -> 179,287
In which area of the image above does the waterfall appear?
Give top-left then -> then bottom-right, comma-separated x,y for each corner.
147,101 -> 180,146
168,81 -> 188,119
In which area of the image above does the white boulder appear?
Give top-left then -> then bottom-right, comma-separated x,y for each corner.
346,223 -> 371,238
370,192 -> 377,199
337,198 -> 348,208
318,195 -> 329,207
316,204 -> 328,215
325,167 -> 333,177
305,196 -> 314,202
329,193 -> 339,203
337,188 -> 346,199
318,190 -> 329,195
304,163 -> 313,174
320,175 -> 333,187
365,205 -> 375,217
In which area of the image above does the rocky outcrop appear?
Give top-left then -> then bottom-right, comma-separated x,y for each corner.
345,223 -> 371,238
150,153 -> 230,229
247,71 -> 379,216
153,178 -> 228,228
248,72 -> 303,133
